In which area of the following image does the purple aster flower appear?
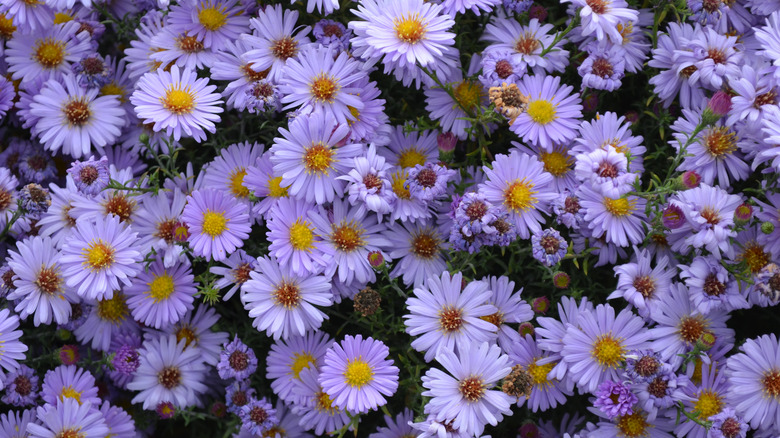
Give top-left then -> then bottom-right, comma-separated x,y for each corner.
266,197 -> 333,276
449,192 -> 506,253
266,331 -> 332,404
672,363 -> 730,438
480,150 -> 557,239
6,21 -> 91,82
207,250 -> 254,302
553,191 -> 585,229
593,380 -> 638,419
669,108 -> 749,187
505,334 -> 573,412
679,256 -> 748,314
338,144 -> 397,221
60,215 -> 142,301
6,236 -> 74,326
280,46 -> 364,125
725,334 -> 780,435
132,190 -> 189,268
1,409 -> 36,438
406,163 -> 456,203
708,407 -> 748,438
313,19 -> 352,52
310,198 -> 391,285
369,409 -> 415,437
124,258 -> 196,329
319,335 -> 399,414
291,365 -> 350,435
503,0 -> 533,13
166,0 -> 249,52
128,334 -> 208,410
239,398 -> 278,436
210,39 -> 271,112
225,380 -> 256,414
512,75 -> 582,151
18,183 -> 50,216
202,142 -> 264,204
30,74 -> 125,159
27,398 -> 108,438
160,305 -> 229,366
648,22 -> 705,108
74,291 -> 137,352
573,111 -> 646,173
623,350 -> 665,383
218,336 -> 258,381
2,365 -> 39,406
404,271 -> 498,362
479,50 -> 523,87
148,28 -> 215,71
578,44 -> 626,91
482,275 -> 534,350
675,26 -> 742,91
633,363 -> 685,421
240,255 -> 332,340
17,144 -> 56,185
270,111 -> 364,205
579,186 -> 647,248
561,304 -> 650,393
666,184 -> 742,259
108,333 -> 142,389
422,342 -> 513,437
482,17 -> 569,75
649,283 -> 734,370
41,365 -> 100,407
564,0 -> 639,43
348,0 -> 456,74
0,308 -> 25,389
425,72 -> 488,139
241,4 -> 312,83
727,63 -> 779,129
384,220 -> 449,288
531,228 -> 568,266
181,188 -> 251,262
67,156 -> 110,196
71,54 -> 113,89
131,65 -> 224,142
608,247 -> 675,319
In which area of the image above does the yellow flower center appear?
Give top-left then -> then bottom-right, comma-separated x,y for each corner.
331,220 -> 365,252
503,178 -> 538,212
35,38 -> 66,69
0,14 -> 16,39
202,210 -> 228,237
391,171 -> 411,199
83,240 -> 114,271
527,99 -> 557,125
347,105 -> 360,125
53,12 -> 74,24
603,196 -> 635,217
527,359 -> 555,387
591,334 -> 625,368
694,390 -> 723,419
740,241 -> 770,273
176,324 -> 198,347
289,219 -> 315,251
60,386 -> 82,404
56,428 -> 85,438
162,87 -> 195,115
540,150 -> 573,176
303,143 -> 335,174
148,273 -> 175,302
344,359 -> 373,387
398,148 -> 426,168
453,81 -> 483,112
267,176 -> 288,198
291,352 -> 315,379
96,292 -> 129,324
310,74 -> 340,103
315,390 -> 337,413
229,168 -> 250,198
703,126 -> 737,157
616,411 -> 649,437
100,82 -> 127,103
394,13 -> 426,44
198,3 -> 228,31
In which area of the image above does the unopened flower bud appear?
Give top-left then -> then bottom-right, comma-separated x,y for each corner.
762,221 -> 775,235
519,422 -> 540,438
59,345 -> 79,365
734,203 -> 753,224
680,170 -> 701,189
661,204 -> 686,230
437,132 -> 457,153
529,4 -> 547,20
701,91 -> 732,125
552,272 -> 570,289
157,402 -> 176,419
367,251 -> 384,269
698,330 -> 716,350
518,322 -> 535,337
532,296 -> 550,314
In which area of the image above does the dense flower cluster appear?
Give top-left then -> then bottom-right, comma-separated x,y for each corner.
0,0 -> 778,437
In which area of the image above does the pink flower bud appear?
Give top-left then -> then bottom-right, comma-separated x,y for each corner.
529,4 -> 547,20
532,297 -> 550,314
707,91 -> 732,117
437,132 -> 457,153
59,345 -> 79,365
681,170 -> 701,189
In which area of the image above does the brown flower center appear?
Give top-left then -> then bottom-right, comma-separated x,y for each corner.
633,275 -> 656,298
591,58 -> 614,78
459,376 -> 486,402
272,37 -> 298,61
64,99 -> 91,126
157,366 -> 181,389
229,351 -> 249,371
439,306 -> 463,332
702,274 -> 726,296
